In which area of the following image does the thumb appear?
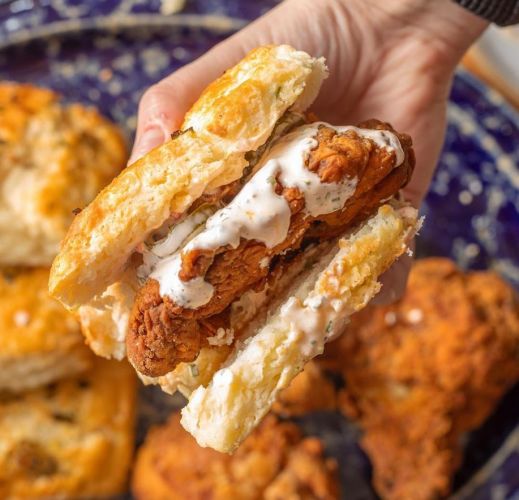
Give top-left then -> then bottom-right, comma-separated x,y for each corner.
128,66 -> 215,165
128,44 -> 246,165
128,82 -> 184,165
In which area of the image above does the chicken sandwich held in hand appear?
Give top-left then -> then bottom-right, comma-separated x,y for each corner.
49,45 -> 421,452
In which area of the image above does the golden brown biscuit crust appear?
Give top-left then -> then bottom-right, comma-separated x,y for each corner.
0,267 -> 93,392
0,358 -> 136,499
0,82 -> 127,267
132,414 -> 338,500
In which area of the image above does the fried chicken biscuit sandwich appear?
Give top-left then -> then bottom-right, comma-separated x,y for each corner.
50,45 -> 421,452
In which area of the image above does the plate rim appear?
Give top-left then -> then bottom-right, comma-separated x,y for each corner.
454,68 -> 519,128
0,13 -> 246,50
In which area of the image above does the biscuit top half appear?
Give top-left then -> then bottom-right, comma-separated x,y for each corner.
49,45 -> 328,307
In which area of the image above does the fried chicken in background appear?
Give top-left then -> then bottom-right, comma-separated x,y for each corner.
273,361 -> 337,417
324,258 -> 519,500
132,413 -> 339,500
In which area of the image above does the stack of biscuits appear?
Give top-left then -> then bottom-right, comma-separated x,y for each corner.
0,83 -> 136,499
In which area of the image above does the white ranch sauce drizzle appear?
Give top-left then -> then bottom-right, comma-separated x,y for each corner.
138,208 -> 213,283
152,208 -> 214,258
151,122 -> 404,308
151,253 -> 215,308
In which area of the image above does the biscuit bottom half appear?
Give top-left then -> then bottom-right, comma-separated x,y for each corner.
181,202 -> 419,452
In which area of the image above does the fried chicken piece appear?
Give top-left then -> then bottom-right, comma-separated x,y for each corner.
324,258 -> 519,500
180,121 -> 413,283
132,413 -> 339,500
128,280 -> 202,376
128,121 -> 414,376
264,438 -> 339,500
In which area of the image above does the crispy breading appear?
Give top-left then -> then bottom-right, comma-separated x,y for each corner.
0,267 -> 93,392
326,258 -> 519,500
132,414 -> 338,500
0,358 -> 137,499
128,121 -> 414,377
0,82 -> 126,266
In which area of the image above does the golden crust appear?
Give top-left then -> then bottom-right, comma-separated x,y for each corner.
132,413 -> 338,500
183,45 -> 327,149
0,357 -> 137,499
50,45 -> 327,308
328,258 -> 519,500
0,268 -> 93,392
0,82 -> 127,267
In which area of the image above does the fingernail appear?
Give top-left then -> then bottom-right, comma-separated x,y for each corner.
128,126 -> 167,165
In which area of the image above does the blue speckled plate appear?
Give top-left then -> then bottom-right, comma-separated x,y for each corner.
1,2 -> 518,499
419,77 -> 519,291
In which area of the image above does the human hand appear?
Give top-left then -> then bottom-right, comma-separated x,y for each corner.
129,0 -> 488,302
